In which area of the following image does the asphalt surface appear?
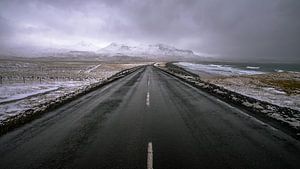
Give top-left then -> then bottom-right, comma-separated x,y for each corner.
1,66 -> 300,169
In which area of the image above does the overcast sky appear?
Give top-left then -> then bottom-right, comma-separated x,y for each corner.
0,0 -> 299,62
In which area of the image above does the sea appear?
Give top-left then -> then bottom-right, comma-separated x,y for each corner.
175,62 -> 300,76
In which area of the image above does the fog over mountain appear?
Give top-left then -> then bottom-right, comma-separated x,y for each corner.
0,0 -> 300,62
98,43 -> 197,58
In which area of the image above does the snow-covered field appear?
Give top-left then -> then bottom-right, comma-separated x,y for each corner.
1,83 -> 62,104
0,81 -> 91,121
175,62 -> 300,111
208,75 -> 300,111
0,59 -> 147,123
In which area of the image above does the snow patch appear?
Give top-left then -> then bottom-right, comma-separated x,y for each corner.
85,64 -> 102,73
0,84 -> 60,104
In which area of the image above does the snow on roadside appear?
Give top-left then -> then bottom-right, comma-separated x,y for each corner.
206,74 -> 300,112
214,83 -> 300,112
0,83 -> 60,104
0,81 -> 94,122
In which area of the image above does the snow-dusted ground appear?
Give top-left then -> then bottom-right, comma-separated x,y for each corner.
175,62 -> 300,111
209,77 -> 300,111
0,83 -> 61,104
0,81 -> 92,121
0,60 -> 147,123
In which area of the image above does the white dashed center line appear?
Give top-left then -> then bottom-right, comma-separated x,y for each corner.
147,142 -> 153,169
146,91 -> 150,106
146,77 -> 150,107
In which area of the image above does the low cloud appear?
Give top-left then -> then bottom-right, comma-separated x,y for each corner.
0,0 -> 299,62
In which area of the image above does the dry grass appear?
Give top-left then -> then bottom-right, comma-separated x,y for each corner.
0,58 -> 147,84
261,79 -> 300,95
208,72 -> 300,95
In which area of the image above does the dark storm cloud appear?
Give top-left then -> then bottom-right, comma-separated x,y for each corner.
0,0 -> 299,62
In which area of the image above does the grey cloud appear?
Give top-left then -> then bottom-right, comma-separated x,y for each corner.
0,0 -> 299,62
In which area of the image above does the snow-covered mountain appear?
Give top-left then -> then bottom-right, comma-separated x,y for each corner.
1,42 -> 204,60
64,41 -> 100,52
97,43 -> 198,59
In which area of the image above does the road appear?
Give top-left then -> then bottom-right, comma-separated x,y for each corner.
1,66 -> 300,169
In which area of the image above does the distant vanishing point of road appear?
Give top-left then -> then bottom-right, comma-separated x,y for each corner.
0,66 -> 300,169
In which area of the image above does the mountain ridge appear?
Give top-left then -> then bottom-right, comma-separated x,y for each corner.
0,42 -> 205,61
97,42 -> 197,59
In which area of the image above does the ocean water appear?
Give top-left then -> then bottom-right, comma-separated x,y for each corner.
176,62 -> 300,76
226,62 -> 300,73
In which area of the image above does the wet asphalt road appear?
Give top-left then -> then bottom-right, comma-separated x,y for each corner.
1,66 -> 300,169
